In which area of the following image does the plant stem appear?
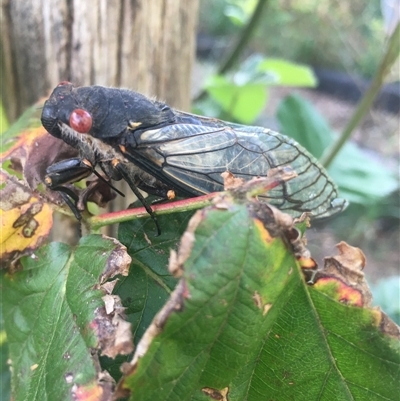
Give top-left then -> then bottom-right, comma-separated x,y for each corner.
320,22 -> 400,169
219,0 -> 270,75
88,194 -> 214,230
195,0 -> 270,102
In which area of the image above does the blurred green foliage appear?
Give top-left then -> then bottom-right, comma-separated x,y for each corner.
199,0 -> 387,78
194,54 -> 399,219
371,277 -> 400,325
0,308 -> 10,401
0,101 -> 9,135
195,54 -> 316,122
201,55 -> 316,123
276,94 -> 398,206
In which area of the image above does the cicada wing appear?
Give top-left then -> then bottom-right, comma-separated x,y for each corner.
127,122 -> 347,218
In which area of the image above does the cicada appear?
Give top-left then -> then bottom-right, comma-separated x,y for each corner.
41,82 -> 347,231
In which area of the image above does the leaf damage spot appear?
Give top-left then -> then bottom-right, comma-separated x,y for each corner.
168,249 -> 182,276
12,202 -> 42,237
297,256 -> 317,270
228,167 -> 297,200
97,236 -> 131,284
263,303 -> 272,315
88,238 -> 134,358
202,386 -> 230,400
253,291 -> 262,309
92,299 -> 133,358
253,218 -> 273,243
64,372 -> 74,383
314,277 -> 363,306
311,240 -> 400,338
372,309 -> 400,338
313,241 -> 371,307
252,291 -> 273,316
212,194 -> 231,210
0,170 -> 53,269
143,231 -> 152,245
334,241 -> 366,270
102,294 -> 118,315
71,379 -> 112,401
248,200 -> 318,282
168,210 -> 202,277
221,170 -> 245,190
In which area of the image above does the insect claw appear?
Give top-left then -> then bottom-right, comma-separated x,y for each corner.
57,190 -> 82,220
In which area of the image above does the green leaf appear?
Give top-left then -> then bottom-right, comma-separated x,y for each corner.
116,208 -> 195,344
277,94 -> 333,158
224,0 -> 258,26
0,306 -> 10,401
259,58 -> 317,87
277,94 -> 398,204
307,288 -> 399,400
205,75 -> 268,124
121,203 -> 400,400
0,102 -> 42,152
224,5 -> 248,26
1,235 -> 130,401
329,141 -> 398,203
0,100 -> 9,134
238,54 -> 278,84
202,55 -> 316,124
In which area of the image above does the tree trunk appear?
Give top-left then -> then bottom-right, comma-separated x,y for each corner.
1,0 -> 199,236
1,0 -> 198,119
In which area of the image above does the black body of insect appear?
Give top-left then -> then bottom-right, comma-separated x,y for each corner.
41,82 -> 347,233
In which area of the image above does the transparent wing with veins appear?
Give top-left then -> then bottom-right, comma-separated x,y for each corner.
122,120 -> 348,219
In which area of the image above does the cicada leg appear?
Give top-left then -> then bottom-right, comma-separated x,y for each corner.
45,158 -> 95,220
111,160 -> 162,236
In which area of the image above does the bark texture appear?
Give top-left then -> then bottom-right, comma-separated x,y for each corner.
1,0 -> 198,120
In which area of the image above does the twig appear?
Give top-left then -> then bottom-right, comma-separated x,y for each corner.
89,194 -> 214,230
194,0 -> 270,102
320,22 -> 400,168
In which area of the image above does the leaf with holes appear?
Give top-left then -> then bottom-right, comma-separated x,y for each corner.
1,234 -> 132,401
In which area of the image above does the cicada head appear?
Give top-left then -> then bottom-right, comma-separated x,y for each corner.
41,81 -> 78,139
42,82 -> 176,146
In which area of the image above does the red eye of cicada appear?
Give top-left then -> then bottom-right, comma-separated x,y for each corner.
69,109 -> 93,133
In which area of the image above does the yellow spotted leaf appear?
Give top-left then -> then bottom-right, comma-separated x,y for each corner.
0,170 -> 52,268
